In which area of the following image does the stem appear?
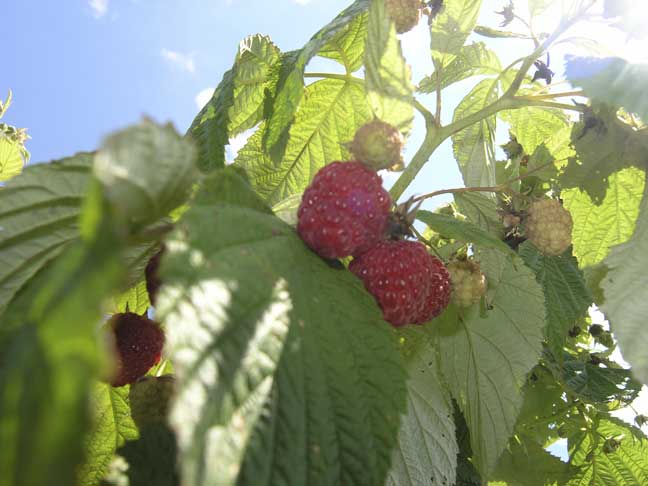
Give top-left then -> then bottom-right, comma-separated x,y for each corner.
514,97 -> 586,112
389,128 -> 444,200
521,90 -> 585,100
412,160 -> 557,203
435,67 -> 442,125
412,226 -> 444,259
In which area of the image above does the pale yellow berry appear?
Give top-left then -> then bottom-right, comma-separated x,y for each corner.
525,199 -> 573,256
448,260 -> 487,308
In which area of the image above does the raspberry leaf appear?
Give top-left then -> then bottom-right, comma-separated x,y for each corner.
419,42 -> 501,93
236,79 -> 372,206
364,0 -> 414,134
77,384 -> 138,486
187,35 -> 281,172
434,257 -> 545,475
94,120 -> 198,230
601,179 -> 648,384
386,349 -> 457,486
417,210 -> 514,254
562,167 -> 645,268
519,242 -> 592,360
319,12 -> 368,73
157,169 -> 407,485
0,136 -> 25,182
566,416 -> 648,484
499,106 -> 568,156
452,78 -> 499,187
0,152 -> 93,316
431,0 -> 482,70
262,1 -> 371,160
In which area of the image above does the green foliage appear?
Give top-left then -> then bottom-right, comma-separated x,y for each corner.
0,90 -> 29,182
364,0 -> 414,133
519,242 -> 592,359
4,2 -> 648,485
434,259 -> 546,475
157,169 -> 406,485
601,180 -> 648,384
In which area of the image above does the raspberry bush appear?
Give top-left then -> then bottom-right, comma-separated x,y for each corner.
2,1 -> 648,486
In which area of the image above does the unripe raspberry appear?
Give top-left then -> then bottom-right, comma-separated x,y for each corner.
129,375 -> 175,427
524,199 -> 573,256
385,0 -> 423,34
447,260 -> 487,308
349,120 -> 404,171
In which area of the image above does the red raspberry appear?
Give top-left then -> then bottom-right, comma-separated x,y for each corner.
297,161 -> 391,259
350,240 -> 451,327
105,312 -> 165,387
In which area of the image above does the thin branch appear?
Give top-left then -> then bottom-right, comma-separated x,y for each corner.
412,160 -> 557,203
514,97 -> 586,112
519,90 -> 585,100
435,67 -> 442,125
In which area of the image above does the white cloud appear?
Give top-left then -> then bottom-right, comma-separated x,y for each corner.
88,0 -> 109,18
161,49 -> 196,74
195,88 -> 214,110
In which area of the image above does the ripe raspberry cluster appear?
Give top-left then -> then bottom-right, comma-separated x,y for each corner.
297,121 -> 452,327
385,0 -> 424,34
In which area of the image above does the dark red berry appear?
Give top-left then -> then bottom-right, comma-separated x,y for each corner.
350,240 -> 451,327
297,161 -> 391,259
106,312 -> 165,387
145,249 -> 164,305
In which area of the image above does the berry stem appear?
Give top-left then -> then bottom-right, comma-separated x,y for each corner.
411,160 -> 556,203
411,226 -> 444,260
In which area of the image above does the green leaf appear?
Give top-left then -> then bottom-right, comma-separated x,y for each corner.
565,56 -> 648,124
431,0 -> 482,69
77,384 -> 139,486
557,357 -> 642,405
499,106 -> 569,156
601,178 -> 648,384
435,258 -> 546,475
473,26 -> 531,39
560,105 -> 647,203
419,42 -> 501,93
452,78 -> 499,187
364,0 -> 414,133
519,241 -> 592,359
111,280 -> 151,315
454,192 -> 504,238
562,167 -> 645,268
386,349 -> 457,486
0,136 -> 25,182
187,35 -> 281,171
0,193 -> 126,486
94,119 -> 198,229
527,125 -> 574,179
236,78 -> 372,206
157,169 -> 407,486
567,416 -> 648,485
263,1 -> 370,158
493,437 -> 576,486
417,210 -> 513,254
0,152 -> 93,316
318,12 -> 367,73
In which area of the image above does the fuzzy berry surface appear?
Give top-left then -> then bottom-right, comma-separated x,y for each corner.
525,199 -> 573,256
106,312 -> 165,387
297,161 -> 391,259
349,120 -> 404,171
350,240 -> 451,327
447,260 -> 487,308
385,0 -> 422,34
